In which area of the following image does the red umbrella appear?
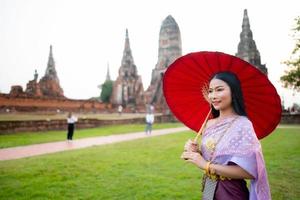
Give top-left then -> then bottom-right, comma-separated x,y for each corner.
163,51 -> 282,139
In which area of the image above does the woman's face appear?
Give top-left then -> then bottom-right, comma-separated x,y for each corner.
208,78 -> 232,111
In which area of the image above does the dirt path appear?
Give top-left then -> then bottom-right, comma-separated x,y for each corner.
0,127 -> 189,161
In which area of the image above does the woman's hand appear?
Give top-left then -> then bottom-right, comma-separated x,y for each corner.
181,151 -> 207,169
184,139 -> 199,152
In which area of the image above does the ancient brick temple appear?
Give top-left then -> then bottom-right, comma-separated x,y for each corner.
25,70 -> 42,97
9,45 -> 64,98
145,15 -> 182,112
110,29 -> 144,109
236,9 -> 268,75
1,45 -> 106,113
39,45 -> 64,97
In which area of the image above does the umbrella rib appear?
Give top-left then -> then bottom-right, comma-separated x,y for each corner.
190,56 -> 211,79
226,55 -> 234,71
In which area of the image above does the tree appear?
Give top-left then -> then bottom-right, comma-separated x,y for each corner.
280,17 -> 300,91
100,80 -> 113,103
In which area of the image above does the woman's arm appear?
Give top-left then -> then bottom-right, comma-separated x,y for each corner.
210,163 -> 254,179
181,151 -> 254,179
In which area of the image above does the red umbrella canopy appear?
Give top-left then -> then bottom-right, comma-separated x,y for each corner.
163,51 -> 282,139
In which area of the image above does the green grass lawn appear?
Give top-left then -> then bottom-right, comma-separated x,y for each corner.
0,123 -> 183,148
0,126 -> 299,200
260,126 -> 300,199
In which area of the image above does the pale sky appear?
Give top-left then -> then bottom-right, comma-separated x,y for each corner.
0,0 -> 299,108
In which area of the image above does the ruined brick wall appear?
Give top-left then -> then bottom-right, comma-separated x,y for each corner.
0,94 -> 109,113
281,113 -> 300,124
0,114 -> 178,134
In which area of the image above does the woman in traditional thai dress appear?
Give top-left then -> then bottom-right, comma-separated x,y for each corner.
181,72 -> 271,200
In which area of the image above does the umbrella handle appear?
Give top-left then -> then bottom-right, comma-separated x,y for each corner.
193,109 -> 212,143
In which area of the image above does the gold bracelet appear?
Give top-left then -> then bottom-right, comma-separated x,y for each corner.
205,161 -> 211,175
209,164 -> 216,175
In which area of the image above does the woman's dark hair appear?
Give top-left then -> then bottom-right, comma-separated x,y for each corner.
210,71 -> 247,118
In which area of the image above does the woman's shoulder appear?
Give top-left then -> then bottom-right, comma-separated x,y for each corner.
234,116 -> 259,141
236,116 -> 253,127
206,115 -> 246,126
206,118 -> 218,127
202,118 -> 213,134
204,115 -> 253,133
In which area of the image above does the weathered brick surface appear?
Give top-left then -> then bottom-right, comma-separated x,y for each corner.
0,114 -> 298,134
280,113 -> 300,124
110,29 -> 145,108
0,115 -> 178,134
0,94 -> 108,112
146,15 -> 182,112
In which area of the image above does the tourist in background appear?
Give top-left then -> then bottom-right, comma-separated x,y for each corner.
67,112 -> 77,141
145,110 -> 154,135
118,105 -> 123,115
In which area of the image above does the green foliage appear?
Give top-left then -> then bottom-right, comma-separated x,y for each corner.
281,17 -> 300,91
0,126 -> 299,199
100,80 -> 113,103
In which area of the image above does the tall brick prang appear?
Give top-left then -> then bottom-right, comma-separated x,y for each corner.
110,29 -> 144,109
39,45 -> 64,97
236,9 -> 268,75
146,15 -> 182,112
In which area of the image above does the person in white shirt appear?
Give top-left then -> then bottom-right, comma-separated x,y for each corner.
118,105 -> 123,115
67,112 -> 77,141
145,111 -> 154,135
